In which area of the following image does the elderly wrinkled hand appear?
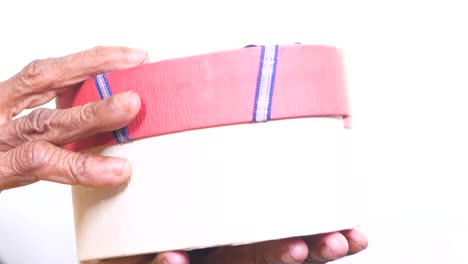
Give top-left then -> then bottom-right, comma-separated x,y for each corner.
0,47 -> 147,190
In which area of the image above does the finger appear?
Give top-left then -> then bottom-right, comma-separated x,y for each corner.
303,232 -> 349,264
0,140 -> 130,190
193,238 -> 308,264
81,254 -> 155,264
151,251 -> 190,264
0,91 -> 141,151
0,46 -> 148,120
341,228 -> 368,255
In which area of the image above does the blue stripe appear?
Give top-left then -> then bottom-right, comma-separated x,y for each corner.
122,127 -> 130,139
94,76 -> 105,100
102,73 -> 113,97
112,131 -> 121,143
252,45 -> 279,122
94,73 -> 131,143
266,45 -> 279,120
253,46 -> 266,122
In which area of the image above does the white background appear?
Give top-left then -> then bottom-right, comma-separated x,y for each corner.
1,1 -> 467,263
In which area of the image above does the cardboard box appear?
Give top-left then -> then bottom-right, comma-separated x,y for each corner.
72,116 -> 358,261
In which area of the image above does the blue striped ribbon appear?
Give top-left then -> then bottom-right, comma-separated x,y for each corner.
253,45 -> 279,122
94,73 -> 130,143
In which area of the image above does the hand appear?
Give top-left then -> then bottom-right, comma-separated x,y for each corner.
87,228 -> 367,264
189,228 -> 368,264
0,46 -> 148,190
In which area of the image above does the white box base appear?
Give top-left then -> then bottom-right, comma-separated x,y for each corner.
72,117 -> 360,261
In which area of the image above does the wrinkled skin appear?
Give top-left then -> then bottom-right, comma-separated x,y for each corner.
0,47 -> 368,264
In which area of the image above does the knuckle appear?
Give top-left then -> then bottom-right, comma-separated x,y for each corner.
19,59 -> 49,88
69,152 -> 91,179
78,103 -> 98,125
19,108 -> 55,137
16,141 -> 50,172
89,46 -> 110,61
91,46 -> 120,56
90,46 -> 132,68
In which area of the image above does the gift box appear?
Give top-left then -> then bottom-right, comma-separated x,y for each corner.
65,44 -> 359,261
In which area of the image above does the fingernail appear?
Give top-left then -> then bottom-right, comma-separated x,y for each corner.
287,238 -> 309,263
110,158 -> 132,178
114,91 -> 133,112
130,49 -> 148,65
350,227 -> 369,249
